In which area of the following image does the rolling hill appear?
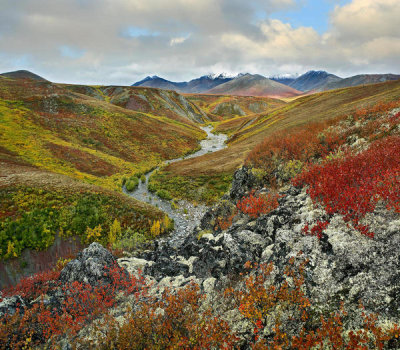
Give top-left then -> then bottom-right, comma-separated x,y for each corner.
0,76 -> 207,192
206,73 -> 302,98
1,69 -> 48,82
185,94 -> 286,121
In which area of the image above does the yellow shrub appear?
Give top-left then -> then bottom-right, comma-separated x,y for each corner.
150,220 -> 161,238
108,219 -> 122,245
85,225 -> 102,243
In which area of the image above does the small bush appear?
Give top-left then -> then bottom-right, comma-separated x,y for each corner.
156,189 -> 172,200
125,177 -> 139,192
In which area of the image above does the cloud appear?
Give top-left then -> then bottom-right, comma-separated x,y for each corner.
170,35 -> 190,46
0,0 -> 398,84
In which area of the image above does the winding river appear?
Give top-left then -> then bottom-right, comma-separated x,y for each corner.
124,125 -> 227,247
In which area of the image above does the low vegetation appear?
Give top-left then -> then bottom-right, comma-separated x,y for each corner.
148,169 -> 232,204
0,186 -> 171,260
0,78 -> 206,192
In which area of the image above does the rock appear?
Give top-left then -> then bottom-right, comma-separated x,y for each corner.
202,277 -> 216,294
144,257 -> 189,280
230,166 -> 259,200
0,295 -> 26,318
118,257 -> 153,275
59,242 -> 127,286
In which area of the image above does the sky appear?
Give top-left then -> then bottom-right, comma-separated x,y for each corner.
0,0 -> 399,85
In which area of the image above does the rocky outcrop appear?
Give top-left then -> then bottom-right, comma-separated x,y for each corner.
59,242 -> 128,286
134,166 -> 400,327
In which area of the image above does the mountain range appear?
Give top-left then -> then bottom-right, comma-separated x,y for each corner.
133,70 -> 400,97
2,69 -> 399,98
132,74 -> 234,93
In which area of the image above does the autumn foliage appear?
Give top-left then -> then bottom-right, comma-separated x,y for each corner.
237,191 -> 281,218
294,136 -> 400,237
0,264 -> 144,349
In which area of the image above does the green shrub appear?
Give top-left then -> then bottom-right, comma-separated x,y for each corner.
140,174 -> 146,183
125,177 -> 139,192
112,230 -> 148,252
156,189 -> 172,200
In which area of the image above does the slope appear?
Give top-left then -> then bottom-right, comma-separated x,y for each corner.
324,74 -> 400,90
1,69 -> 48,82
185,94 -> 286,121
0,77 -> 206,191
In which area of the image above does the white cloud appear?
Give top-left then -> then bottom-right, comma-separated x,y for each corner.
170,35 -> 189,46
0,0 -> 398,84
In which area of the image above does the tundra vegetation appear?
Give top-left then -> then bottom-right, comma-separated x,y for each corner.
1,74 -> 400,349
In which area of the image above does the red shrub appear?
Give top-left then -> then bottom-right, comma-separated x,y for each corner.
0,264 -> 144,347
237,191 -> 280,218
294,136 -> 400,237
2,270 -> 61,300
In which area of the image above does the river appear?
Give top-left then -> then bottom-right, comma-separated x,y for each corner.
125,125 -> 227,247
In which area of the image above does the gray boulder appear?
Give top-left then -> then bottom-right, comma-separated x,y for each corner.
59,242 -> 128,286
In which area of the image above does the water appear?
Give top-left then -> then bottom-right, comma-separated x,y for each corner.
125,125 -> 227,247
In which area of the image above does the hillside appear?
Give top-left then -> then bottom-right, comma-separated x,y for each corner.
0,70 -> 48,82
0,75 -> 214,276
324,73 -> 400,90
63,84 -> 208,124
185,93 -> 286,121
206,73 -> 302,98
1,94 -> 399,348
0,77 -> 208,191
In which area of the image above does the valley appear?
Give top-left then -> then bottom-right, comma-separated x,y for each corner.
1,71 -> 400,349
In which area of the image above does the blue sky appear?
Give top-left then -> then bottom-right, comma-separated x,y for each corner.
0,0 -> 398,85
270,0 -> 352,34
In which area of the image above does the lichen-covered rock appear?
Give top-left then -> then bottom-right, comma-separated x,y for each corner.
0,295 -> 26,318
59,242 -> 127,286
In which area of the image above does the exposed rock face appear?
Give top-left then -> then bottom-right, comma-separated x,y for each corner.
59,242 -> 128,285
0,295 -> 26,318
